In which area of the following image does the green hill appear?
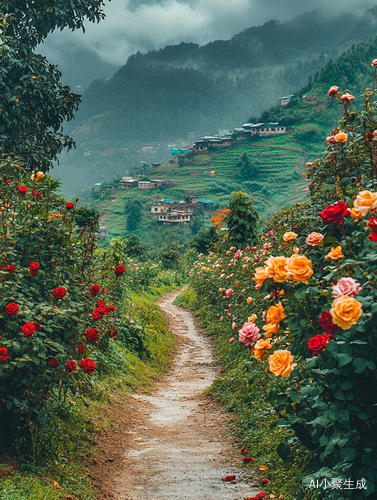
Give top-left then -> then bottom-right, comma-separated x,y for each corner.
82,35 -> 377,249
67,7 -> 377,145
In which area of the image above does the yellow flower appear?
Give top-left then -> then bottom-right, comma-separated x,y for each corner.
269,350 -> 297,378
254,338 -> 272,360
50,213 -> 63,219
248,314 -> 257,323
265,256 -> 289,283
334,132 -> 347,143
283,231 -> 298,242
262,323 -> 279,337
325,245 -> 344,261
350,208 -> 363,219
330,295 -> 362,330
353,190 -> 377,217
267,302 -> 286,324
286,254 -> 313,283
253,266 -> 269,285
246,297 -> 253,304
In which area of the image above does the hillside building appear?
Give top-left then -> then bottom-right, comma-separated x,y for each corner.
280,95 -> 298,106
151,198 -> 214,223
193,136 -> 234,152
236,122 -> 287,138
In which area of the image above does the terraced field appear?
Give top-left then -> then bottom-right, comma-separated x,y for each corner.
93,132 -> 323,245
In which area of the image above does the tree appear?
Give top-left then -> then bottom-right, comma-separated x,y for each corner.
125,199 -> 142,231
190,226 -> 218,254
236,152 -> 257,179
0,1 -> 107,172
124,233 -> 147,259
225,191 -> 260,248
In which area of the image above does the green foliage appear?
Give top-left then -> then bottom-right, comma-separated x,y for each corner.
225,191 -> 260,248
124,233 -> 147,258
125,198 -> 142,231
190,226 -> 218,254
236,152 -> 258,179
73,205 -> 99,228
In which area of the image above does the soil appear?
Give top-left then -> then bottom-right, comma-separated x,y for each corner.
90,289 -> 260,500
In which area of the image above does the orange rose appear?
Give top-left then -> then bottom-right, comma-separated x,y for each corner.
254,338 -> 272,360
330,295 -> 362,330
353,190 -> 377,217
286,254 -> 313,283
350,208 -> 363,219
269,350 -> 297,378
334,132 -> 347,143
283,231 -> 298,242
247,297 -> 253,304
262,323 -> 279,337
248,314 -> 257,323
266,302 -> 286,324
265,256 -> 288,283
253,266 -> 269,285
306,232 -> 324,246
325,246 -> 344,261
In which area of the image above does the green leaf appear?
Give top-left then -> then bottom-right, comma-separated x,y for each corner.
353,358 -> 368,373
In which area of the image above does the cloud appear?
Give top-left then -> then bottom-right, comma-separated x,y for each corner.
43,0 -> 377,66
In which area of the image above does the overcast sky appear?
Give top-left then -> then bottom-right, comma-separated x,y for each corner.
44,0 -> 377,65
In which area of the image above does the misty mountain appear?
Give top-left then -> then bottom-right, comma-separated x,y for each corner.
67,7 -> 377,145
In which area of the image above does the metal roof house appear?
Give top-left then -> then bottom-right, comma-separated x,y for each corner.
280,95 -> 298,106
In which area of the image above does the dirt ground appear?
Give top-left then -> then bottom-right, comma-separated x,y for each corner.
90,289 -> 260,500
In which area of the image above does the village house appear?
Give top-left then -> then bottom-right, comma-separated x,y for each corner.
193,136 -> 234,152
237,122 -> 287,138
150,198 -> 214,221
280,95 -> 298,106
118,178 -> 171,190
118,178 -> 138,190
155,209 -> 193,224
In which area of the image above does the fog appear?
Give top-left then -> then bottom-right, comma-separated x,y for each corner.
41,0 -> 377,67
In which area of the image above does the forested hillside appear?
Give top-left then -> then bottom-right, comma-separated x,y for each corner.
67,7 -> 377,144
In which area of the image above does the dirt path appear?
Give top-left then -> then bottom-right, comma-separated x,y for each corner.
112,289 -> 259,500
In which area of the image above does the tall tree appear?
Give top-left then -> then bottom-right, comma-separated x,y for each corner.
0,1 -> 107,171
225,191 -> 260,248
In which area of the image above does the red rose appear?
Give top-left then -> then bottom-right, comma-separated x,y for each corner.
79,357 -> 96,376
95,300 -> 105,308
5,302 -> 19,315
6,264 -> 15,274
108,305 -> 116,311
241,448 -> 248,454
243,457 -> 254,463
257,494 -> 266,499
29,262 -> 40,276
86,328 -> 99,343
32,190 -> 43,198
367,216 -> 377,242
21,322 -> 36,337
5,178 -> 11,184
65,360 -> 77,373
365,132 -> 374,142
92,310 -> 102,321
78,344 -> 86,354
35,323 -> 42,331
327,86 -> 339,98
17,185 -> 28,195
96,306 -> 109,315
319,201 -> 350,226
90,284 -> 101,297
319,311 -> 341,335
261,479 -> 270,485
52,287 -> 67,299
66,202 -> 75,210
49,358 -> 58,368
0,348 -> 10,362
114,265 -> 126,277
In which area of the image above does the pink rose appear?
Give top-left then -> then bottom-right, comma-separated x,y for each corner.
306,232 -> 324,246
238,322 -> 261,347
225,288 -> 233,297
232,322 -> 237,330
234,250 -> 242,258
332,277 -> 362,299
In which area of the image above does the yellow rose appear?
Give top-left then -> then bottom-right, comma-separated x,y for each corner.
265,256 -> 288,283
325,246 -> 344,261
334,132 -> 347,143
283,231 -> 298,242
353,190 -> 377,217
262,323 -> 279,337
267,302 -> 286,324
330,295 -> 362,330
254,338 -> 272,360
293,246 -> 299,253
286,254 -> 313,283
253,266 -> 269,285
247,297 -> 253,304
350,208 -> 363,219
248,314 -> 257,323
269,350 -> 297,378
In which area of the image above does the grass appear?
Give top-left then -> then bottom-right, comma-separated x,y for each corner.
0,287 -> 177,500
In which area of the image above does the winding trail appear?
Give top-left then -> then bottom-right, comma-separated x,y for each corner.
112,289 -> 259,500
